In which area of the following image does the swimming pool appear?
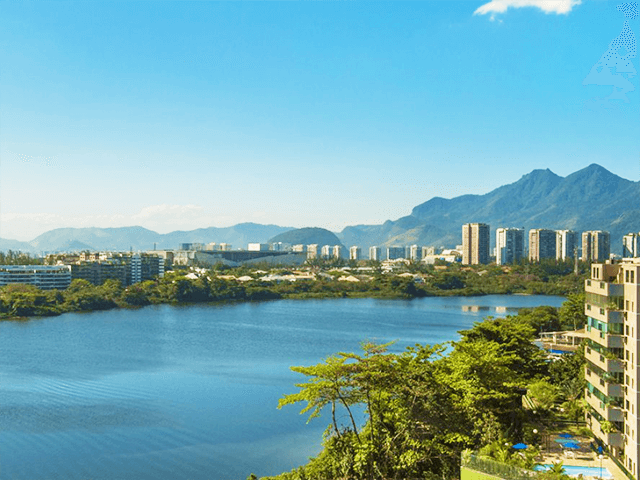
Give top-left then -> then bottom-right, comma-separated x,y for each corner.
535,464 -> 613,478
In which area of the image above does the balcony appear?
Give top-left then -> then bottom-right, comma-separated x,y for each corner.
589,415 -> 624,448
585,368 -> 623,398
587,327 -> 624,349
585,391 -> 624,422
585,305 -> 625,324
585,347 -> 624,373
586,281 -> 624,297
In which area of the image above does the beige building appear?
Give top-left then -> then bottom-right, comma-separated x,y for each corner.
462,223 -> 490,265
582,230 -> 610,262
528,229 -> 556,262
584,258 -> 640,478
306,244 -> 318,259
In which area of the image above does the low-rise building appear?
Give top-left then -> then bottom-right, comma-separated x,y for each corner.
0,265 -> 72,290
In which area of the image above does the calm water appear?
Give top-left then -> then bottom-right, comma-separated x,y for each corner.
0,295 -> 565,480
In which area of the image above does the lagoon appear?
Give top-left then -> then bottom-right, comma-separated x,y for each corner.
0,295 -> 565,480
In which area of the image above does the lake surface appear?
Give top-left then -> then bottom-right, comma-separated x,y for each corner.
0,295 -> 565,480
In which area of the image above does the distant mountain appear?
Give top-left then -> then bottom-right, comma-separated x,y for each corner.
337,164 -> 640,253
268,227 -> 343,247
2,223 -> 294,253
0,238 -> 34,253
2,164 -> 638,256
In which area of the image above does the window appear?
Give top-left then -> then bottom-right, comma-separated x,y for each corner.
631,271 -> 635,283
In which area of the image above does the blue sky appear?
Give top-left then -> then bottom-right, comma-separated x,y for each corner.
1,0 -> 638,240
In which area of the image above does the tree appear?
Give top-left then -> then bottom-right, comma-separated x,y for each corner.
559,293 -> 587,330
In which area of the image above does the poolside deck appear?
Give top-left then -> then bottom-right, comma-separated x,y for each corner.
538,447 -> 627,480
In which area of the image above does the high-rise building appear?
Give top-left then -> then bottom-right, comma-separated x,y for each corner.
387,246 -> 405,261
332,245 -> 342,259
306,244 -> 318,259
409,245 -> 421,262
496,228 -> 524,265
349,246 -> 361,261
556,230 -> 578,261
369,246 -> 381,261
584,258 -> 640,478
320,245 -> 332,259
582,231 -> 611,262
422,246 -> 435,258
624,233 -> 640,258
462,223 -> 490,265
528,229 -> 556,262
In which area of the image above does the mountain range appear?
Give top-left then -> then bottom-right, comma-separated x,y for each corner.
1,164 -> 638,255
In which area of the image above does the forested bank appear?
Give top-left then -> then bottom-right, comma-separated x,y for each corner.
259,301 -> 587,480
0,260 -> 586,320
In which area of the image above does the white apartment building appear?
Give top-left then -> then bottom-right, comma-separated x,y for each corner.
624,233 -> 640,258
496,227 -> 524,265
349,246 -> 361,261
0,265 -> 72,290
556,230 -> 578,261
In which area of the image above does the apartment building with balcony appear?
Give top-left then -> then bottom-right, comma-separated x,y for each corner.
584,258 -> 640,479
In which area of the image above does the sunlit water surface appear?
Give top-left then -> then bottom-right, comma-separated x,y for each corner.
0,295 -> 565,479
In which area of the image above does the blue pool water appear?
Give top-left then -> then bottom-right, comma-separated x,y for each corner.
536,464 -> 613,478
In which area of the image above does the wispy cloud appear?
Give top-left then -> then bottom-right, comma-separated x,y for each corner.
474,0 -> 582,20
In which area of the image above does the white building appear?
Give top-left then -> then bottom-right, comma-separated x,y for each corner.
307,244 -> 318,259
0,265 -> 72,290
556,230 -> 578,261
369,246 -> 381,261
248,243 -> 270,252
624,233 -> 640,258
496,227 -> 524,265
349,246 -> 361,261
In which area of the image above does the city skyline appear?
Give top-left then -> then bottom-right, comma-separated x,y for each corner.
1,1 -> 638,241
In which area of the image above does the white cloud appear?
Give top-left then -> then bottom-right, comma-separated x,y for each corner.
474,0 -> 582,20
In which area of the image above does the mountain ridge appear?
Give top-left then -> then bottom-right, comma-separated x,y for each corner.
1,164 -> 638,254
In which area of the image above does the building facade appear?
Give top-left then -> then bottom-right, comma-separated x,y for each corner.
624,233 -> 640,258
496,227 -> 524,265
349,246 -> 361,261
556,230 -> 578,261
582,231 -> 611,263
462,223 -> 490,265
528,229 -> 556,262
306,244 -> 318,260
387,246 -> 405,261
584,258 -> 640,478
409,245 -> 421,262
369,246 -> 381,261
0,265 -> 72,290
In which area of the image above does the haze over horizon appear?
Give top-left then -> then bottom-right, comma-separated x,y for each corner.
1,1 -> 638,241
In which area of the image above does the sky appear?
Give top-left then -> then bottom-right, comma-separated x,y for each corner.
0,0 -> 638,241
